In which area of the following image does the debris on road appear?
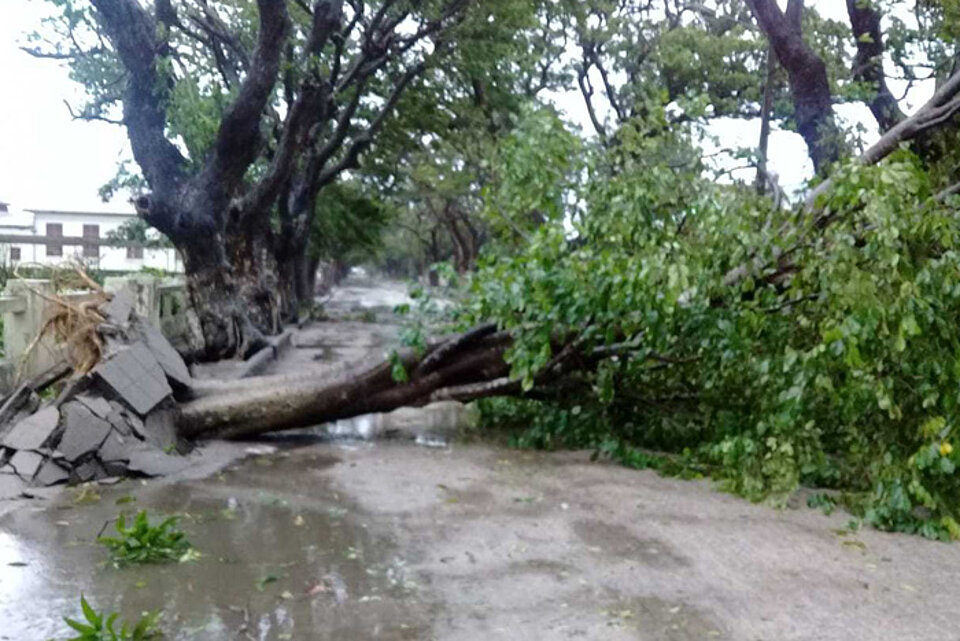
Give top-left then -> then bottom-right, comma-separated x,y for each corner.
0,290 -> 194,499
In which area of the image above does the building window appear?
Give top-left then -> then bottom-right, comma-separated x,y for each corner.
83,224 -> 99,258
9,247 -> 20,262
46,223 -> 62,257
127,245 -> 144,259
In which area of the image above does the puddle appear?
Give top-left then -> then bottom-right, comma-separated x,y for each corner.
572,520 -> 691,569
0,450 -> 431,640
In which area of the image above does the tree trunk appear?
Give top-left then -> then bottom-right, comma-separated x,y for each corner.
299,254 -> 321,303
178,323 -> 634,440
756,46 -> 776,195
747,0 -> 846,173
179,229 -> 276,361
846,0 -> 904,133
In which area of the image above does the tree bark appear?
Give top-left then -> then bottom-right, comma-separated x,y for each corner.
179,227 -> 276,360
756,46 -> 776,195
178,331 -> 513,439
746,0 -> 845,173
846,0 -> 904,133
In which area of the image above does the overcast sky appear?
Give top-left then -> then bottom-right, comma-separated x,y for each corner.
0,1 -> 932,212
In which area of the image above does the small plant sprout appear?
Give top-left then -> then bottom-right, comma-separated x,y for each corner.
62,595 -> 161,640
97,510 -> 193,566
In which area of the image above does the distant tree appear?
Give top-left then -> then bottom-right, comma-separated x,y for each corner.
104,218 -> 173,249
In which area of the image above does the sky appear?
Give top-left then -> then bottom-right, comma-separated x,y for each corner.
0,0 -> 934,212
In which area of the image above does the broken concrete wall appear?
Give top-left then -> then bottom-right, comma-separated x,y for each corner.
0,276 -> 190,395
0,290 -> 196,499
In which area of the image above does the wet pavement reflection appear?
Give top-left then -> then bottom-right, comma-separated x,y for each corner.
0,449 -> 430,640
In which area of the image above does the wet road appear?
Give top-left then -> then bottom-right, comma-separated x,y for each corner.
3,441 -> 960,640
2,278 -> 958,640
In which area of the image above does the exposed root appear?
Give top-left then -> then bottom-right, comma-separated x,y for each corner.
14,262 -> 111,380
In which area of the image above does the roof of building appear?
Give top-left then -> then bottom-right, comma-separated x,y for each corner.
27,209 -> 135,217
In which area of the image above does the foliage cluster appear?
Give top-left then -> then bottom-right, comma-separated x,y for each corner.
465,110 -> 960,540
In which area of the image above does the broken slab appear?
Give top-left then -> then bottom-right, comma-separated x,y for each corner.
141,408 -> 179,452
58,402 -> 113,462
105,410 -> 130,436
100,289 -> 134,326
93,343 -> 172,415
34,460 -> 69,486
75,394 -> 113,420
8,451 -> 44,479
71,460 -> 106,484
0,474 -> 27,500
1,407 -> 60,451
123,409 -> 146,440
127,445 -> 192,477
101,462 -> 129,479
99,431 -> 135,463
136,319 -> 192,388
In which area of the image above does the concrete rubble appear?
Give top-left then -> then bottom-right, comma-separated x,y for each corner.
0,290 -> 195,499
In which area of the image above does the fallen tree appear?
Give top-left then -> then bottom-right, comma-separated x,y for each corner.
178,324 -> 648,439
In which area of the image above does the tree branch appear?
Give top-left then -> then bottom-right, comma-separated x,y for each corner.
201,0 -> 290,198
89,0 -> 188,214
746,0 -> 844,173
240,0 -> 344,217
846,0 -> 904,133
807,67 -> 960,209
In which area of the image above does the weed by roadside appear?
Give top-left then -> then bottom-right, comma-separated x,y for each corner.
56,595 -> 161,640
98,510 -> 193,566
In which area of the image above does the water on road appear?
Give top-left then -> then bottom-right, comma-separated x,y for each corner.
2,278 -> 959,640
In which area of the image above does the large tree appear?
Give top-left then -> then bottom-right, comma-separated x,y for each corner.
28,0 -> 503,358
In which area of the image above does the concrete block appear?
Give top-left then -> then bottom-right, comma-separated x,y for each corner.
136,319 -> 191,387
142,409 -> 178,451
94,343 -> 172,415
76,394 -> 113,419
58,402 -> 112,462
8,450 -> 44,479
71,460 -> 105,484
100,289 -> 134,326
104,275 -> 160,326
0,474 -> 26,499
99,431 -> 134,462
34,460 -> 69,486
1,407 -> 60,451
127,445 -> 191,477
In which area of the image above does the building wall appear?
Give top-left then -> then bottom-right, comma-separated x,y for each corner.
0,209 -> 183,273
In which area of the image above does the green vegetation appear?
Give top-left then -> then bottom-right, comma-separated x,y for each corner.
59,596 -> 161,641
467,118 -> 960,539
97,511 -> 192,566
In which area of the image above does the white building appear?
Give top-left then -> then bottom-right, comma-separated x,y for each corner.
0,201 -> 183,273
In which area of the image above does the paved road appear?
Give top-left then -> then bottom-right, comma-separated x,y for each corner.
0,278 -> 956,640
3,440 -> 956,640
